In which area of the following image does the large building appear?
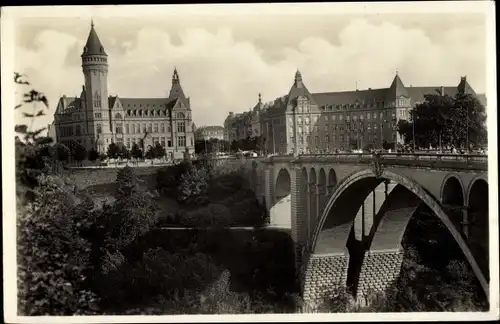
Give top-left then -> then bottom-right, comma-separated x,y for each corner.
51,22 -> 195,160
254,70 -> 486,155
195,125 -> 224,141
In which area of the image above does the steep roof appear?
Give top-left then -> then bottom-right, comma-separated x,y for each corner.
457,76 -> 477,96
82,22 -> 107,56
286,70 -> 317,106
312,88 -> 387,106
168,68 -> 188,106
197,125 -> 224,132
118,98 -> 170,109
56,96 -> 82,114
386,73 -> 409,99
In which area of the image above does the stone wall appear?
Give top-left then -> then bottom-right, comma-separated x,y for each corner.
302,253 -> 350,303
65,166 -> 159,189
355,249 -> 404,306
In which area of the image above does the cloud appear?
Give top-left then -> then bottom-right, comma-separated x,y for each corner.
14,17 -> 486,132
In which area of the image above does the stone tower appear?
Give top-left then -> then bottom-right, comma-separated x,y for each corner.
81,20 -> 110,152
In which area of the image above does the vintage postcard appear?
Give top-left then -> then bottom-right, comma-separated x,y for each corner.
2,2 -> 498,323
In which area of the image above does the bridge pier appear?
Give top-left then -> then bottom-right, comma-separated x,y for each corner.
302,252 -> 350,306
355,248 -> 404,306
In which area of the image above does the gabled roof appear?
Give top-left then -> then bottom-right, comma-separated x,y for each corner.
168,68 -> 189,107
457,76 -> 477,96
386,73 -> 408,99
286,70 -> 317,106
56,96 -> 82,114
108,96 -> 118,108
82,22 -> 107,56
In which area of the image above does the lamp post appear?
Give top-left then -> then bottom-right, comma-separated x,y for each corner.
412,110 -> 416,151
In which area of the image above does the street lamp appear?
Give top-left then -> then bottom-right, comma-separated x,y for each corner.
412,110 -> 416,151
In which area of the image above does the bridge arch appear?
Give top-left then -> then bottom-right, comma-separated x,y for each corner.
466,176 -> 489,280
311,168 -> 489,298
328,168 -> 337,188
309,168 -> 318,240
441,174 -> 465,206
275,168 -> 291,202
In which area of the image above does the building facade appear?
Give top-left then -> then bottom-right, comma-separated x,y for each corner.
223,111 -> 252,143
259,70 -> 486,155
51,22 -> 195,160
195,125 -> 224,141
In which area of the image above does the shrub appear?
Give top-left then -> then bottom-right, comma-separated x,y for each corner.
155,162 -> 191,199
179,204 -> 232,228
177,165 -> 210,206
17,174 -> 99,315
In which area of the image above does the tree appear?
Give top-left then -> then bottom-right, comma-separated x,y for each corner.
397,93 -> 487,150
145,145 -> 156,160
119,145 -> 131,159
107,143 -> 120,159
51,143 -> 70,163
154,143 -> 166,160
130,143 -> 143,159
88,148 -> 99,162
70,141 -> 87,164
230,140 -> 239,152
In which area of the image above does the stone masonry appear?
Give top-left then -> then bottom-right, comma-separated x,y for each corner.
302,253 -> 350,304
355,249 -> 404,306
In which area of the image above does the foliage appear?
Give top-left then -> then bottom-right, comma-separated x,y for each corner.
119,145 -> 131,159
88,148 -> 99,162
106,143 -> 120,159
17,174 -> 99,315
130,143 -> 143,159
145,145 -> 156,160
397,93 -> 487,149
177,165 -> 210,205
70,140 -> 87,163
179,204 -> 232,228
155,162 -> 192,199
154,143 -> 166,159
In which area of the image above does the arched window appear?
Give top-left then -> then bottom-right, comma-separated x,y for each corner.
127,110 -> 131,116
139,109 -> 143,116
177,112 -> 185,119
115,113 -> 122,119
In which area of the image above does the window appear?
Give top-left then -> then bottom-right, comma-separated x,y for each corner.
125,124 -> 129,134
115,113 -> 122,119
353,115 -> 357,121
290,136 -> 294,143
142,124 -> 146,133
115,124 -> 123,134
360,115 -> 364,120
154,123 -> 158,133
177,112 -> 185,119
313,116 -> 318,124
161,137 -> 166,147
177,136 -> 186,147
299,136 -> 304,144
367,113 -> 371,120
298,117 -> 303,124
339,115 -> 343,121
132,124 -> 135,134
75,125 -> 81,136
177,121 -> 185,133
346,115 -> 350,122
325,135 -> 329,143
332,115 -> 336,121
160,123 -> 165,133
167,140 -> 172,147
298,126 -> 303,134
94,113 -> 102,119
148,124 -> 152,133
324,125 -> 328,132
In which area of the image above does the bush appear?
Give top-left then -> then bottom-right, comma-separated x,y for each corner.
179,204 -> 232,228
155,162 -> 191,199
17,174 -> 99,315
177,165 -> 210,206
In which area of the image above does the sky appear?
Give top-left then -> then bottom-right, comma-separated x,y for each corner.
8,4 -> 489,131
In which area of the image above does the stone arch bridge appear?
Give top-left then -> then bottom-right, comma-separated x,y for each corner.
232,153 -> 489,305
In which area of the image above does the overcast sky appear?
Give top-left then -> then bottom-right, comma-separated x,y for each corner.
8,4 -> 489,130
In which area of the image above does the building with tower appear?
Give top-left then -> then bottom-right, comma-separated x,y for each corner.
253,70 -> 486,155
51,21 -> 195,160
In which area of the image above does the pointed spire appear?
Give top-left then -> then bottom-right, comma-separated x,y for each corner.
387,72 -> 408,99
169,68 -> 186,101
82,20 -> 107,56
294,69 -> 304,88
457,75 -> 476,95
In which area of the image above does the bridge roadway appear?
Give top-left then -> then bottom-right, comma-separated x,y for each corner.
206,152 -> 489,307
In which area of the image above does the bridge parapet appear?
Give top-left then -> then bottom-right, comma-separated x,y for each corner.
260,153 -> 487,171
